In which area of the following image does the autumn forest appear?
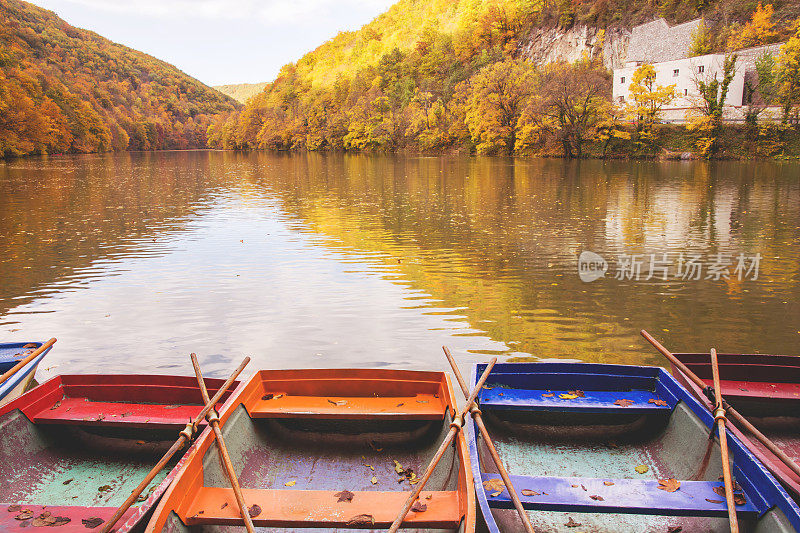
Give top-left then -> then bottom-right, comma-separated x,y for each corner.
4,0 -> 800,159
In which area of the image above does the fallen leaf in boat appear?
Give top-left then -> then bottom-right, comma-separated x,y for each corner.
568,390 -> 585,397
411,501 -> 427,512
135,440 -> 145,446
23,343 -> 37,349
734,494 -> 747,506
371,476 -> 378,485
274,393 -> 284,399
50,401 -> 61,410
590,495 -> 604,501
571,484 -> 579,488
658,478 -> 681,492
490,491 -> 502,497
248,504 -> 261,518
396,402 -> 404,407
559,393 -> 579,400
221,502 -> 228,509
483,478 -> 505,493
32,512 -> 57,527
197,511 -> 204,515
8,505 -> 21,512
425,494 -> 433,499
542,393 -> 555,398
97,485 -> 111,492
285,480 -> 296,487
394,460 -> 405,474
648,398 -> 668,407
614,399 -> 634,407
164,405 -> 179,409
603,481 -> 614,486
261,394 -> 274,400
368,441 -> 382,451
483,385 -> 493,390
328,399 -> 348,406
521,489 -> 539,496
50,517 -> 71,526
15,510 -> 33,521
565,517 -> 582,527
705,498 -> 724,504
335,490 -> 354,503
713,486 -> 726,497
498,392 -> 504,396
634,465 -> 649,474
718,476 -> 742,491
668,527 -> 683,533
345,514 -> 375,526
416,400 -> 428,404
581,484 -> 587,491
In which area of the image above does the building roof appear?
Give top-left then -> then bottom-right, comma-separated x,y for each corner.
627,18 -> 702,64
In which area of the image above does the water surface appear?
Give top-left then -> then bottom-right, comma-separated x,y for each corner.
1,152 -> 798,380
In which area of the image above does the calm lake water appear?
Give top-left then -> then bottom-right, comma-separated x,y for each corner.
1,151 -> 798,381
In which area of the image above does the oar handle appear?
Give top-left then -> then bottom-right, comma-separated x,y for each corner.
191,354 -> 256,533
711,348 -> 740,533
387,358 -> 497,533
0,338 -> 56,386
443,347 -> 535,533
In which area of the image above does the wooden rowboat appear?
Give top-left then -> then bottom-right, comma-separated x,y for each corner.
0,374 -> 238,532
671,353 -> 800,502
146,369 -> 476,532
0,341 -> 54,407
468,362 -> 800,532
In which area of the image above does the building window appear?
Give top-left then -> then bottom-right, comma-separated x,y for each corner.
698,65 -> 705,73
618,96 -> 625,104
673,69 -> 679,77
684,89 -> 688,95
620,76 -> 625,84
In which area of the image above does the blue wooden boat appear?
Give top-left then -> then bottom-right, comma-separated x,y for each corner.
0,341 -> 53,407
467,362 -> 800,532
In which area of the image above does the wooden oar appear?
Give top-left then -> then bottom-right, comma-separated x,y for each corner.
443,347 -> 535,533
388,357 -> 497,533
641,329 -> 800,480
100,356 -> 249,533
0,338 -> 56,386
190,353 -> 256,533
711,348 -> 740,533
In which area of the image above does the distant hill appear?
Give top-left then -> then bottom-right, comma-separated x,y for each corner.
213,82 -> 269,104
0,0 -> 240,158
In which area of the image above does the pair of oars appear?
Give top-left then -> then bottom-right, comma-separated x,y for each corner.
640,330 -> 800,533
0,338 -> 57,387
101,356 -> 251,533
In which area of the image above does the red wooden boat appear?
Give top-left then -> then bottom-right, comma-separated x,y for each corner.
146,369 -> 476,532
0,374 -> 238,532
671,352 -> 800,501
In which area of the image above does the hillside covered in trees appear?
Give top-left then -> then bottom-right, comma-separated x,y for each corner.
0,0 -> 239,158
210,0 -> 800,157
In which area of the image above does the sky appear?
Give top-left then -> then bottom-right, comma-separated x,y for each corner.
27,0 -> 397,86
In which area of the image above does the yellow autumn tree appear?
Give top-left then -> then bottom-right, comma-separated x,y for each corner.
626,64 -> 675,142
728,4 -> 778,51
776,26 -> 800,123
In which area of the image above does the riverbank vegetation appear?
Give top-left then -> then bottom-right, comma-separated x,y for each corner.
209,0 -> 800,159
0,0 -> 239,159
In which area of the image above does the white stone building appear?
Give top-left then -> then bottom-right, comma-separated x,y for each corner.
611,18 -> 784,123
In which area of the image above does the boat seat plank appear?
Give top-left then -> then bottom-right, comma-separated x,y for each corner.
184,487 -> 462,527
248,393 -> 445,419
32,397 -> 207,428
479,388 -> 673,413
479,473 -> 760,518
698,379 -> 800,402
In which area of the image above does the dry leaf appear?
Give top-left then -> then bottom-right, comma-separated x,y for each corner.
542,393 -> 555,398
371,476 -> 378,485
410,501 -> 427,513
565,517 -> 582,527
396,402 -> 404,407
706,498 -> 724,503
734,494 -> 747,506
521,489 -> 539,496
335,490 -> 354,503
590,495 -> 604,501
81,517 -> 103,528
8,505 -> 21,512
285,480 -> 296,487
97,485 -> 111,492
50,401 -> 61,410
248,504 -> 261,518
712,486 -> 725,497
648,398 -> 668,406
15,511 -> 34,521
568,390 -> 585,397
483,385 -> 493,390
261,394 -> 274,400
483,478 -> 505,493
658,478 -> 681,492
328,399 -> 348,406
603,481 -> 614,486
614,399 -> 634,407
394,460 -> 405,474
668,527 -> 683,533
490,491 -> 502,497
221,502 -> 228,509
634,465 -> 649,474
581,484 -> 587,491
345,514 -> 375,526
559,393 -> 579,400
416,399 -> 428,404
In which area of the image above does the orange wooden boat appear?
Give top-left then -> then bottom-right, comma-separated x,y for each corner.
146,369 -> 476,532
